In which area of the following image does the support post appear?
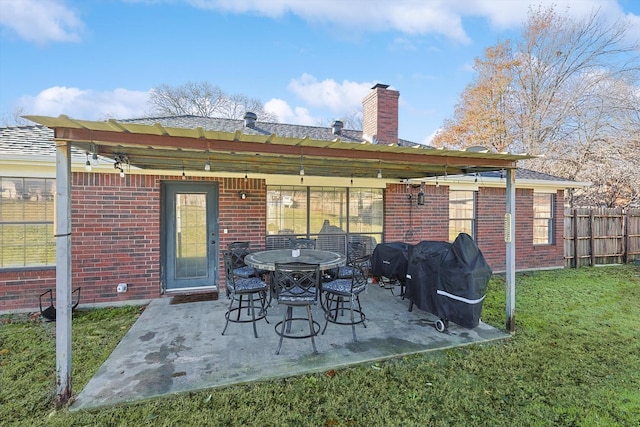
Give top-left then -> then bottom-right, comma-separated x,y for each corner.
55,141 -> 72,407
505,169 -> 516,333
589,210 -> 595,266
573,209 -> 579,268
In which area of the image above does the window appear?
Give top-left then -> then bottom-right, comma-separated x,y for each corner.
0,177 -> 56,268
533,193 -> 554,245
449,190 -> 476,241
266,186 -> 383,253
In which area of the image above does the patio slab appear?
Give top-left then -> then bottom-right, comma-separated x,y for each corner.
71,283 -> 510,410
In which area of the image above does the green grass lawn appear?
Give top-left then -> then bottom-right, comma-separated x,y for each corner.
2,265 -> 639,426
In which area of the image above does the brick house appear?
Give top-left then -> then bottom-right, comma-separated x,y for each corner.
0,84 -> 587,313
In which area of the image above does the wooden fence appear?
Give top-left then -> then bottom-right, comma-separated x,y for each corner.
564,208 -> 640,267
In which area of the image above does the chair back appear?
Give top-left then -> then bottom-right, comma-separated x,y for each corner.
227,241 -> 250,269
347,241 -> 366,263
290,238 -> 316,249
274,262 -> 320,304
350,255 -> 370,294
266,235 -> 292,250
223,252 -> 237,292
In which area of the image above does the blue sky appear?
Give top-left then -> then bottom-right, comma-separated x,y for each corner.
0,0 -> 638,144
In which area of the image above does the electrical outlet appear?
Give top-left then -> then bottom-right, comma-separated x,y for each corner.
117,283 -> 128,293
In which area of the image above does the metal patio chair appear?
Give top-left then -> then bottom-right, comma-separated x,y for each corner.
321,255 -> 369,341
221,252 -> 269,338
273,262 -> 321,354
227,241 -> 257,279
290,237 -> 316,249
337,241 -> 367,279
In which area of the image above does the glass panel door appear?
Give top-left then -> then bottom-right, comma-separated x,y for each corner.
163,182 -> 219,291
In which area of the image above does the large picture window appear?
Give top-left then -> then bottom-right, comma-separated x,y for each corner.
266,186 -> 383,253
0,177 -> 55,268
449,190 -> 476,241
533,193 -> 554,245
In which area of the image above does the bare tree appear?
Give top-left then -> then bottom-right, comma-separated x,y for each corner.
435,5 -> 640,207
1,106 -> 32,126
148,81 -> 278,122
315,108 -> 363,130
513,6 -> 639,162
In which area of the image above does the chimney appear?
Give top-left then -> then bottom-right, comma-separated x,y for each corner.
331,120 -> 344,135
244,111 -> 257,128
362,83 -> 399,145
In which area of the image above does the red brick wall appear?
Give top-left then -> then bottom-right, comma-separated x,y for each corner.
384,183 -> 449,243
1,176 -> 563,312
383,184 -> 565,273
71,172 -> 162,306
217,177 -> 267,288
0,173 -> 268,312
0,268 -> 56,312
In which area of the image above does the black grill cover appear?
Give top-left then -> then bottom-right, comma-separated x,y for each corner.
406,233 -> 492,328
404,240 -> 451,317
370,242 -> 412,284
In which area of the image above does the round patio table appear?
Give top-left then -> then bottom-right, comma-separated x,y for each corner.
244,249 -> 346,271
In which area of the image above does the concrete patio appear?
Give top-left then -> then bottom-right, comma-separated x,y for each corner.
71,283 -> 510,410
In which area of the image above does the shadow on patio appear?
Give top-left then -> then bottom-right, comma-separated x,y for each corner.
71,283 -> 510,410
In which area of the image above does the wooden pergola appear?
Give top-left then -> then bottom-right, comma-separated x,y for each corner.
26,114 -> 529,406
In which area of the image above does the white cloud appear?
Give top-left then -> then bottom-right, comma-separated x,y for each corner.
4,0 -> 634,46
19,86 -> 150,119
461,0 -> 634,29
0,0 -> 84,44
287,74 -> 372,113
422,128 -> 442,146
264,98 -> 317,125
625,12 -> 640,44
183,0 -> 632,43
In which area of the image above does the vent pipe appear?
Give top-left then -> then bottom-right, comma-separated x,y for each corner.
331,120 -> 344,135
244,112 -> 257,128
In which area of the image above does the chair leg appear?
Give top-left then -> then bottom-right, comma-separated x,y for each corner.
249,293 -> 258,338
350,298 -> 357,341
236,295 -> 243,321
356,295 -> 366,329
307,305 -> 318,353
275,306 -> 289,355
221,295 -> 235,336
321,293 -> 336,335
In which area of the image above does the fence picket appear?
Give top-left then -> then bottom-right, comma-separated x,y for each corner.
564,207 -> 640,267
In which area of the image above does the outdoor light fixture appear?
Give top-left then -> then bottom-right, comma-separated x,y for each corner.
85,153 -> 92,172
113,154 -> 129,178
417,182 -> 425,206
92,152 -> 98,165
204,159 -> 211,172
239,191 -> 247,200
377,168 -> 382,179
182,166 -> 186,180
